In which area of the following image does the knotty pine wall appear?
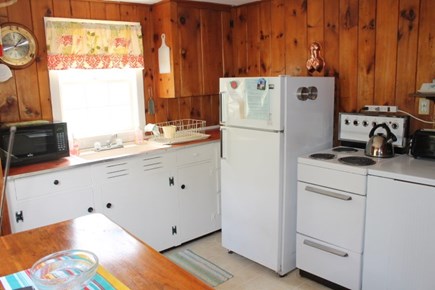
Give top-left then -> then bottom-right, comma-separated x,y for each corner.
0,0 -> 434,134
0,0 -> 221,127
230,0 -> 434,134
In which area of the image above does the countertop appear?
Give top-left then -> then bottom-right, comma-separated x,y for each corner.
368,154 -> 435,186
8,129 -> 220,178
0,213 -> 212,290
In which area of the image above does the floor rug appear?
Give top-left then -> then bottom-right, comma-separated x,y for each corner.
165,249 -> 233,287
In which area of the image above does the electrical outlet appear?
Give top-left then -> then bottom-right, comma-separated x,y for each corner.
365,105 -> 398,113
418,98 -> 430,115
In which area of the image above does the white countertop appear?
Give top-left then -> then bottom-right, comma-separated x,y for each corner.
368,154 -> 435,186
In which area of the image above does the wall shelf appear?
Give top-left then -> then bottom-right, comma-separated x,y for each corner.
410,92 -> 435,100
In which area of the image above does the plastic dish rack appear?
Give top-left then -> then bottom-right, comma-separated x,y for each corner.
150,119 -> 210,145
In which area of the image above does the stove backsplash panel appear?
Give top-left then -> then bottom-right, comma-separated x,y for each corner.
338,113 -> 409,151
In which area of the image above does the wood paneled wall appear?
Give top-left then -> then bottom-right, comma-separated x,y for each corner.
0,0 -> 433,133
0,0 -> 221,127
231,0 -> 434,133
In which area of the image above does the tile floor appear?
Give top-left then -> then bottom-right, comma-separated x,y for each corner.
165,231 -> 331,290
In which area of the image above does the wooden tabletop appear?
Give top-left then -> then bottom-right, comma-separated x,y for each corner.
0,213 -> 212,290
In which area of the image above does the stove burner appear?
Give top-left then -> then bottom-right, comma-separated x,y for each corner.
338,156 -> 376,166
309,153 -> 336,160
332,147 -> 358,153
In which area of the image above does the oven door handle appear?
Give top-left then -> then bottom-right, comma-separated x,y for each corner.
303,239 -> 349,257
305,186 -> 352,201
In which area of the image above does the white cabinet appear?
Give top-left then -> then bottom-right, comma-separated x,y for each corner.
363,175 -> 435,290
176,143 -> 221,244
91,143 -> 220,251
92,153 -> 178,251
296,163 -> 366,290
6,166 -> 94,233
6,142 -> 221,251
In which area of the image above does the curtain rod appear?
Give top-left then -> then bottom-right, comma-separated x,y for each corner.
44,16 -> 141,26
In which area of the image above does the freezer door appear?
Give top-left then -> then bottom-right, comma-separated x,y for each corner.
219,77 -> 284,131
221,126 -> 284,271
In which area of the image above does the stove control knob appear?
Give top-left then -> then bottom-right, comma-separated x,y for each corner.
391,123 -> 398,130
344,119 -> 350,125
372,121 -> 377,127
353,120 -> 359,126
362,120 -> 369,127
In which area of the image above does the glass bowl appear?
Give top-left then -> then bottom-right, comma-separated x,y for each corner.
29,249 -> 99,290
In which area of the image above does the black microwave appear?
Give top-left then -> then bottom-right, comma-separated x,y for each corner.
411,129 -> 435,160
0,122 -> 70,167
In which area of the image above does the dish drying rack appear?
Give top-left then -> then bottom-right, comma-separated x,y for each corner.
149,119 -> 210,144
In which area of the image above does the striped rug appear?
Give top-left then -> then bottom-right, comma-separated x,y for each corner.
165,249 -> 233,287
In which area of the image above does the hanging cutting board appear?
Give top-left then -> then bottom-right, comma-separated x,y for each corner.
158,34 -> 170,74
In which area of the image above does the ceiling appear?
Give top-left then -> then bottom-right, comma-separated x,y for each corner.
107,0 -> 258,6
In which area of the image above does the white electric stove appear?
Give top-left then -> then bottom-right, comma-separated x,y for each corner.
295,112 -> 410,290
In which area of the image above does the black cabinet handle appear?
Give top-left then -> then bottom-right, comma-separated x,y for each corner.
53,180 -> 59,185
87,207 -> 94,213
181,184 -> 186,190
106,203 -> 112,209
15,211 -> 24,223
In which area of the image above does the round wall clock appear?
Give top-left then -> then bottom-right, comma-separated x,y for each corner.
0,22 -> 38,69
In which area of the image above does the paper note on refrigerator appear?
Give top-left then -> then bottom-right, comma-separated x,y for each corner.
225,78 -> 271,121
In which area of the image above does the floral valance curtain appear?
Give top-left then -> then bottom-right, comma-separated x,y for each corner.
44,17 -> 144,70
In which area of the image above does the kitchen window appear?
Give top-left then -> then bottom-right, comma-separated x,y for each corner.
45,17 -> 145,149
49,68 -> 145,149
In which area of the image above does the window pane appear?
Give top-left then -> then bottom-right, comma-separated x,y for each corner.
50,69 -> 145,149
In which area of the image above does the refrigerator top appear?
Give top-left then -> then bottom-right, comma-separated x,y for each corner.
219,76 -> 335,133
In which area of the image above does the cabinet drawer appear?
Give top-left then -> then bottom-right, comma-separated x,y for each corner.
298,163 -> 367,195
14,167 -> 92,200
177,143 -> 215,166
297,182 -> 366,253
297,234 -> 362,290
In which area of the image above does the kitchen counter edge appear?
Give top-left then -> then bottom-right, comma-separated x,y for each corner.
8,129 -> 220,179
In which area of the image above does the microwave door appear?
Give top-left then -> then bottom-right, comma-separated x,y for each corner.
27,131 -> 54,154
12,131 -> 53,156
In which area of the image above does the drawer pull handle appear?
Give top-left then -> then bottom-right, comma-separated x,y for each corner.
303,239 -> 349,257
305,186 -> 352,201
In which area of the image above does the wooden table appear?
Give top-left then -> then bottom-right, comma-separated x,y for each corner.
0,213 -> 212,290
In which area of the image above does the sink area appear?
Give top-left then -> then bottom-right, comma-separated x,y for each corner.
77,142 -> 170,161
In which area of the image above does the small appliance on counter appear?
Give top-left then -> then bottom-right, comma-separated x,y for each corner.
0,121 -> 69,167
411,129 -> 435,160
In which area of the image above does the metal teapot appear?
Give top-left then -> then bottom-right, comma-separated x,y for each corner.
365,123 -> 397,158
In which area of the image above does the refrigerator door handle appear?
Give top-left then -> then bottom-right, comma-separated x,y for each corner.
219,91 -> 226,125
220,127 -> 227,159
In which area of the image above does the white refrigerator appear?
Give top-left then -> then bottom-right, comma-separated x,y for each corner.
220,76 -> 334,275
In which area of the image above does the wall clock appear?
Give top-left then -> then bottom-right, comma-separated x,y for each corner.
0,22 -> 38,69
